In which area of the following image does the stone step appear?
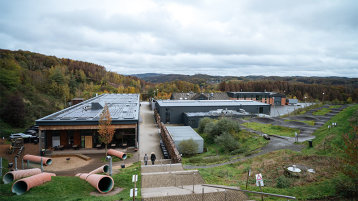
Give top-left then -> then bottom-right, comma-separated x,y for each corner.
141,163 -> 184,173
142,170 -> 205,188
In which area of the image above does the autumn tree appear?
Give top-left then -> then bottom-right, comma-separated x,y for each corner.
98,104 -> 115,156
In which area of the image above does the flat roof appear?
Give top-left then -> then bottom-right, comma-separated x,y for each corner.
166,126 -> 203,141
36,94 -> 140,125
156,100 -> 270,107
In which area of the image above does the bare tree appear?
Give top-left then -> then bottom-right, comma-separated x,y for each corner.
98,104 -> 115,156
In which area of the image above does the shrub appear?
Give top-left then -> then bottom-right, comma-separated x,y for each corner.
205,118 -> 240,142
178,139 -> 198,155
198,117 -> 213,133
214,132 -> 240,152
276,175 -> 292,188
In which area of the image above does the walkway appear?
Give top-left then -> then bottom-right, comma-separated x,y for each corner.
139,102 -> 163,160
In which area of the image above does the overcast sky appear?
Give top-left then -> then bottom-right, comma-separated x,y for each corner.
1,0 -> 358,77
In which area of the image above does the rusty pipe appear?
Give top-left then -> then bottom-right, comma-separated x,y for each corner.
107,149 -> 127,159
11,173 -> 56,195
88,165 -> 109,175
3,168 -> 42,184
23,155 -> 52,166
76,173 -> 114,193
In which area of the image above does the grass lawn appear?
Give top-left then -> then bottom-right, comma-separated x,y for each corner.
281,103 -> 322,117
284,119 -> 315,126
313,108 -> 331,116
0,162 -> 141,201
244,122 -> 299,137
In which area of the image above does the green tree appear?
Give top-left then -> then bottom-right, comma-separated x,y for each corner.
214,132 -> 239,152
0,58 -> 21,90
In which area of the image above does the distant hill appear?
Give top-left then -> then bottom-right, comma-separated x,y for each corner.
134,73 -> 358,88
131,73 -> 163,79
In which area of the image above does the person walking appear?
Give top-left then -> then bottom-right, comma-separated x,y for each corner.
144,153 -> 148,166
150,152 -> 156,165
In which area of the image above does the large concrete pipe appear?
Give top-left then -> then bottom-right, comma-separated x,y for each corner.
3,168 -> 42,184
88,165 -> 109,175
23,155 -> 52,166
11,173 -> 56,195
107,149 -> 127,159
76,173 -> 114,193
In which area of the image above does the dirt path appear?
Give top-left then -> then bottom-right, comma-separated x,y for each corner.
139,102 -> 163,160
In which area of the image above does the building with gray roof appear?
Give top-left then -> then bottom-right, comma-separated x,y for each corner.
36,93 -> 140,150
155,100 -> 270,125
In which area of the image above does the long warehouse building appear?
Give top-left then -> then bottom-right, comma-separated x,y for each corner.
155,100 -> 270,125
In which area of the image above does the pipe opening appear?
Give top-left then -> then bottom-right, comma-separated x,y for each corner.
46,159 -> 52,165
3,173 -> 14,184
12,181 -> 28,195
103,165 -> 109,173
98,177 -> 113,193
122,154 -> 127,160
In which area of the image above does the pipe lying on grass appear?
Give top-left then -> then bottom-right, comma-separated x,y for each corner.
11,173 -> 56,195
3,168 -> 42,184
23,155 -> 52,166
107,149 -> 127,159
76,173 -> 114,193
88,165 -> 109,175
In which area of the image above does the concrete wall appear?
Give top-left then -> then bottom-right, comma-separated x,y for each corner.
142,190 -> 248,201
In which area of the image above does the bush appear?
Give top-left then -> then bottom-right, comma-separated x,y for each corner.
178,139 -> 198,155
334,174 -> 358,198
198,117 -> 213,133
204,118 -> 240,142
276,175 -> 292,188
214,132 -> 240,152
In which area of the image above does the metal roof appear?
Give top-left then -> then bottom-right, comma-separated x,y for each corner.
171,92 -> 230,100
156,99 -> 270,107
36,94 -> 140,125
166,126 -> 203,141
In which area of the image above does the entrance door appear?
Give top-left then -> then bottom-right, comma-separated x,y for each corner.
52,136 -> 60,147
85,136 -> 93,148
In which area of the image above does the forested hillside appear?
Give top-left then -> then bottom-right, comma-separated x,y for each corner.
0,49 -> 149,135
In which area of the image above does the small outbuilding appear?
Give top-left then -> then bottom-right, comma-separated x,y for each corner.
166,126 -> 204,154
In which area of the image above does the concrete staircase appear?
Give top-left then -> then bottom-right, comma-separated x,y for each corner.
141,163 -> 248,201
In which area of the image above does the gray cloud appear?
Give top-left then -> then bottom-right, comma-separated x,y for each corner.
0,0 -> 357,77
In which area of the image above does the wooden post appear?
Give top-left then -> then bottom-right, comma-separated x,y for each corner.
0,157 -> 2,177
192,173 -> 195,193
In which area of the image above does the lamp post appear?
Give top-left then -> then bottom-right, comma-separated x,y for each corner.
322,92 -> 325,103
304,96 -> 307,105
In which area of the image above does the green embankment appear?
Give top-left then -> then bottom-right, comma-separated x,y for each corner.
198,104 -> 358,200
244,122 -> 299,137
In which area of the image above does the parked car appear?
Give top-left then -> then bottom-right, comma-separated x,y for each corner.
10,133 -> 37,143
24,129 -> 37,136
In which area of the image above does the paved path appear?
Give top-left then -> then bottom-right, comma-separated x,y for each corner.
139,102 -> 163,160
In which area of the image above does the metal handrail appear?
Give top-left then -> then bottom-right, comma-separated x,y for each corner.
202,184 -> 297,200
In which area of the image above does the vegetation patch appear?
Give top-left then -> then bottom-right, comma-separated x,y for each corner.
182,118 -> 268,166
313,108 -> 331,116
281,103 -> 322,117
244,122 -> 299,137
0,162 -> 141,201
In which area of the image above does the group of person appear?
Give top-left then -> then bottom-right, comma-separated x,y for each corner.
143,152 -> 156,165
